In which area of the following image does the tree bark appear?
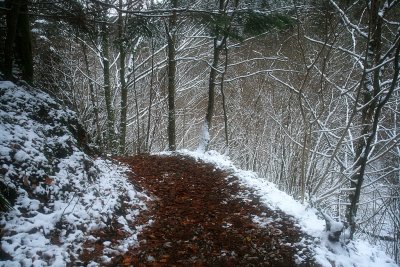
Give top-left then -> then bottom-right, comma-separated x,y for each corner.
4,0 -> 20,81
199,33 -> 226,152
206,40 -> 222,130
220,41 -> 229,151
345,0 -> 400,239
166,0 -> 178,151
131,52 -> 141,154
15,0 -> 33,83
200,0 -> 237,152
101,22 -> 115,153
118,0 -> 128,155
144,38 -> 155,152
82,43 -> 102,149
4,0 -> 33,83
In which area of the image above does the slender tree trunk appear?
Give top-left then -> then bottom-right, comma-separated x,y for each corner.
346,0 -> 381,238
4,0 -> 33,83
220,42 -> 229,151
166,0 -> 178,151
199,38 -> 223,152
118,0 -> 128,155
4,0 -> 20,81
15,0 -> 33,83
101,22 -> 115,153
132,52 -> 141,154
82,43 -> 102,148
346,0 -> 400,239
348,42 -> 400,238
144,38 -> 155,152
206,38 -> 223,132
198,0 -> 226,152
199,0 -> 237,152
300,126 -> 310,203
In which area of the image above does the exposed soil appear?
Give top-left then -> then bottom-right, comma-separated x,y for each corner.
83,154 -> 317,266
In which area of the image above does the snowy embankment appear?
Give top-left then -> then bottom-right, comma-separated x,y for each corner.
175,149 -> 398,267
0,81 -> 149,266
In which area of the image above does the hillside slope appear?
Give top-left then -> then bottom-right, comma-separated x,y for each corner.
0,81 -> 149,266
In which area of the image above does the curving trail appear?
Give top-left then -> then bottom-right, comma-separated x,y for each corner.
112,154 -> 316,266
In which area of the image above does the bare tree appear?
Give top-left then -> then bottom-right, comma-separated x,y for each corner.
198,0 -> 239,152
326,0 -> 400,239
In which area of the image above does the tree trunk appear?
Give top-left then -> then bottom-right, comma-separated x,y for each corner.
199,0 -> 237,152
15,0 -> 33,84
4,0 -> 20,81
199,38 -> 223,152
82,43 -> 102,149
345,0 -> 395,239
220,41 -> 229,151
166,0 -> 178,151
101,22 -> 115,153
144,38 -> 155,152
131,52 -> 141,154
4,0 -> 33,83
118,0 -> 128,155
347,41 -> 400,239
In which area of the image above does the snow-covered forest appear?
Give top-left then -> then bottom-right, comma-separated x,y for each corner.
0,0 -> 399,265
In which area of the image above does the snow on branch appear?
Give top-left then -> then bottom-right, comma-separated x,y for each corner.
329,0 -> 368,38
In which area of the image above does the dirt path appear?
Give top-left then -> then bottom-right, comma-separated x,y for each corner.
112,154 -> 315,266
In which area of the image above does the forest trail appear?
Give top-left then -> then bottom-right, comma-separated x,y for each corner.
102,154 -> 315,266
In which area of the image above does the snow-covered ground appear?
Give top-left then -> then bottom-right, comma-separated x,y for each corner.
0,81 -> 149,266
174,149 -> 398,267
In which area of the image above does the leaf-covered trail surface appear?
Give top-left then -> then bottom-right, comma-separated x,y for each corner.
114,154 -> 316,266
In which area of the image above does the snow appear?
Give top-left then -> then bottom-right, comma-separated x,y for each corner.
197,122 -> 210,153
0,81 -> 149,266
172,149 -> 398,267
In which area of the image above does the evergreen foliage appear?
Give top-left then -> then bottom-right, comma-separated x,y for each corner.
125,17 -> 155,40
242,11 -> 295,35
198,9 -> 295,42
